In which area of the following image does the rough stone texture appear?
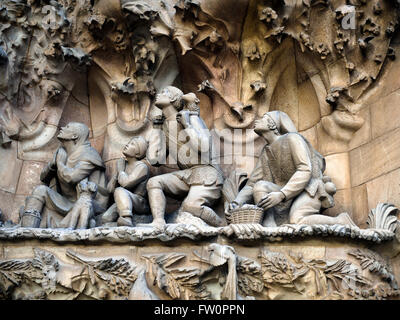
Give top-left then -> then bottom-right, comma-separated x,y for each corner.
15,161 -> 46,196
0,0 -> 399,300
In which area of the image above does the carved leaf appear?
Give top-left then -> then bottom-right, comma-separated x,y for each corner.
367,203 -> 398,232
260,249 -> 301,289
0,249 -> 60,298
66,250 -> 137,298
142,253 -> 211,300
349,249 -> 396,286
305,259 -> 371,295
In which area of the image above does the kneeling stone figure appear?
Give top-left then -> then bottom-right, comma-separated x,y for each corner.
229,111 -> 355,227
146,86 -> 224,228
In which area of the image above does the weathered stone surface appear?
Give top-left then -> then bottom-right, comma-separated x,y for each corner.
366,168 -> 400,213
316,122 -> 349,156
325,152 -> 350,191
351,184 -> 369,229
0,0 -> 399,301
299,126 -> 318,151
349,107 -> 371,151
370,90 -> 400,140
350,128 -> 400,187
16,161 -> 46,196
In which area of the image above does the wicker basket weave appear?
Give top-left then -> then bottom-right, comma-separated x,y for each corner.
226,205 -> 264,224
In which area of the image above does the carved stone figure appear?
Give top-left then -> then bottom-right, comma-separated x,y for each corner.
146,86 -> 224,228
102,136 -> 151,227
1,0 -> 400,301
20,122 -> 108,228
230,111 -> 354,227
57,179 -> 98,230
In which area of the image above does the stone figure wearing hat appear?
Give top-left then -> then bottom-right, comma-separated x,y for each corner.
230,111 -> 355,227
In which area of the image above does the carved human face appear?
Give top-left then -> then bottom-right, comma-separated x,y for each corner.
155,88 -> 173,109
123,138 -> 145,159
254,114 -> 273,135
122,140 -> 137,158
57,123 -> 79,141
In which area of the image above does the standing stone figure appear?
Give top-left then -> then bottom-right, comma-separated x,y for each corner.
21,122 -> 108,228
105,136 -> 151,227
146,86 -> 224,228
230,111 -> 355,227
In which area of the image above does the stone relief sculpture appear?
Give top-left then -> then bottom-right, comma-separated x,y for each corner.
0,0 -> 400,301
229,110 -> 354,227
20,122 -> 108,228
105,136 -> 151,227
145,86 -> 224,228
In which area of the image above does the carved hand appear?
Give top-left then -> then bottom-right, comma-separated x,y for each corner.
258,192 -> 285,210
56,147 -> 68,165
228,201 -> 239,211
176,111 -> 190,128
49,147 -> 59,169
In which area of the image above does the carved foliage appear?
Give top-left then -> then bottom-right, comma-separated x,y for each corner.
236,256 -> 264,297
0,248 -> 60,299
66,250 -> 137,299
258,249 -> 372,299
142,252 -> 211,300
349,248 -> 397,288
367,203 -> 399,232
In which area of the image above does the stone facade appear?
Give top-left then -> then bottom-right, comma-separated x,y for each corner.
0,0 -> 400,300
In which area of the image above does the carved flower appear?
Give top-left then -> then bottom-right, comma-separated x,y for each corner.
361,18 -> 380,36
259,7 -> 278,24
387,47 -> 396,60
316,43 -> 330,59
334,31 -> 349,55
244,41 -> 260,61
250,81 -> 266,92
386,22 -> 396,36
373,3 -> 382,15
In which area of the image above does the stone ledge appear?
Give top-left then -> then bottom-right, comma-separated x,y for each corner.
0,224 -> 394,244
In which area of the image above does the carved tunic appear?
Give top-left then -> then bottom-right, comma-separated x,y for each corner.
236,133 -> 328,204
41,142 -> 107,214
159,116 -> 224,187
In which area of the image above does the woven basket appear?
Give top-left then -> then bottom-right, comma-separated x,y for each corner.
227,205 -> 264,224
